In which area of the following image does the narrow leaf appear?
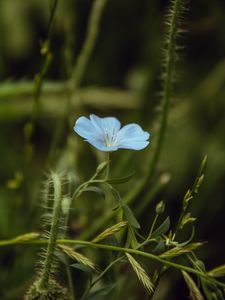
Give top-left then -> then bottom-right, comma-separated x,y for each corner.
151,217 -> 170,238
127,226 -> 139,249
82,186 -> 106,199
107,172 -> 135,184
87,284 -> 116,300
122,203 -> 140,229
70,263 -> 93,275
109,186 -> 122,204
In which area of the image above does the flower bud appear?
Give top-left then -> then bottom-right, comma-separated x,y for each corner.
155,201 -> 165,214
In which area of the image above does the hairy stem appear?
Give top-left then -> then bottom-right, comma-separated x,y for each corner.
148,0 -> 185,179
119,0 -> 186,211
38,172 -> 62,290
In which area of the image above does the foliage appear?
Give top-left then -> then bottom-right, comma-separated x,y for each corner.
0,0 -> 225,299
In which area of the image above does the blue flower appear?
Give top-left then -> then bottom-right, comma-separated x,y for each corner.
73,114 -> 150,152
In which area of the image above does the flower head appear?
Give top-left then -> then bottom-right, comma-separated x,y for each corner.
73,114 -> 150,152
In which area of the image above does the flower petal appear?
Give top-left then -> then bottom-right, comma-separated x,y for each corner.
74,116 -> 101,140
90,115 -> 121,138
86,138 -> 118,152
118,140 -> 149,150
117,124 -> 150,150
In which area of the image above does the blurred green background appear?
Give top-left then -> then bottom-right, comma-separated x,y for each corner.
0,0 -> 225,299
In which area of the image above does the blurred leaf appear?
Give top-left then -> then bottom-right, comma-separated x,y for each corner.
122,203 -> 140,229
6,171 -> 24,189
0,82 -> 139,120
151,217 -> 170,239
70,263 -> 93,275
107,172 -> 135,185
109,186 -> 122,204
86,283 -> 116,300
127,226 -> 139,249
152,240 -> 166,254
82,186 -> 106,200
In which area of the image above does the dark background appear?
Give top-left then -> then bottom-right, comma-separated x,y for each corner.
0,0 -> 225,299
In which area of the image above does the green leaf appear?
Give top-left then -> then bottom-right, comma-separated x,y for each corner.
107,172 -> 135,184
200,278 -> 225,300
152,239 -> 166,253
86,283 -> 116,300
82,186 -> 106,199
122,203 -> 140,229
109,186 -> 122,204
151,217 -> 170,239
70,263 -> 93,275
126,226 -> 139,249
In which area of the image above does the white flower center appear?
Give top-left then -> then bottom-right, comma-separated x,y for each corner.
104,128 -> 117,147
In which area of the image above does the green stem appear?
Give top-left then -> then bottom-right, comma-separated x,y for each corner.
72,179 -> 104,199
38,172 -> 62,290
79,174 -> 169,240
65,262 -> 75,300
117,0 -> 186,214
1,236 -> 224,289
147,214 -> 159,239
62,176 -> 76,299
15,238 -> 225,289
105,152 -> 110,180
23,0 -> 59,160
81,257 -> 122,300
174,155 -> 207,236
147,0 -> 185,180
69,0 -> 108,93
